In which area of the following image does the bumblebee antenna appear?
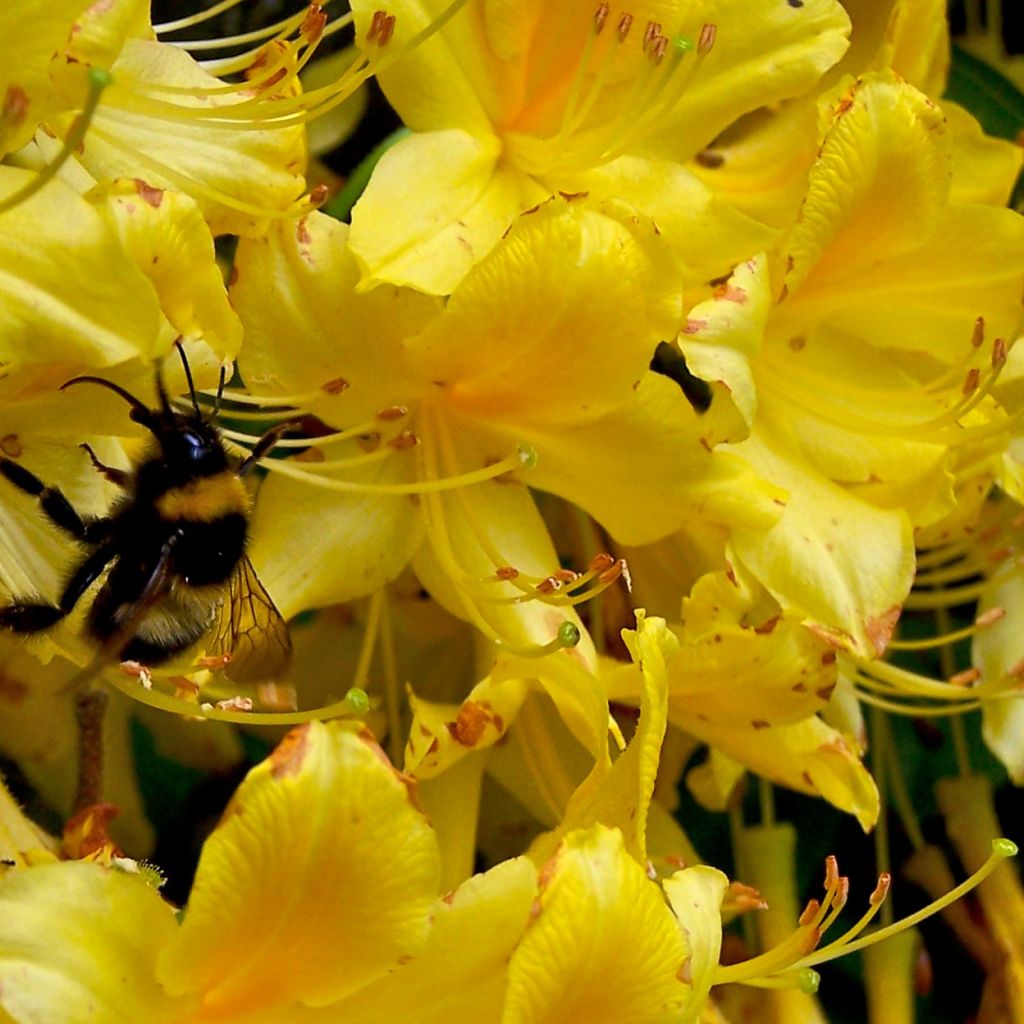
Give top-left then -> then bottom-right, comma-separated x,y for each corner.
211,364 -> 227,421
60,377 -> 156,428
174,340 -> 201,417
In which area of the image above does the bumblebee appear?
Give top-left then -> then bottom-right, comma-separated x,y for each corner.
0,347 -> 290,684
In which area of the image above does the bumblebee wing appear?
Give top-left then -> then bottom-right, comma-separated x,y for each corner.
208,555 -> 291,684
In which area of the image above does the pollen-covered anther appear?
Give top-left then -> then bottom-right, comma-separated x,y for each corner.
301,4 -> 328,43
617,12 -> 634,40
216,696 -> 254,712
554,569 -> 581,583
597,558 -> 628,586
322,377 -> 349,394
387,430 -> 419,450
377,404 -> 409,421
642,20 -> 663,52
367,11 -> 397,46
992,337 -> 1008,370
308,184 -> 329,207
798,899 -> 821,927
971,316 -> 985,348
976,606 -> 1007,628
949,667 -> 981,687
495,565 -> 520,581
536,576 -> 564,596
593,2 -> 610,32
824,855 -> 839,890
588,552 -> 616,574
698,22 -> 717,54
962,367 -> 980,396
870,873 -> 892,906
367,9 -> 386,41
196,653 -> 232,670
358,431 -> 382,451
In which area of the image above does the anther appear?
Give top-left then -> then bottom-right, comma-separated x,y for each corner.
976,607 -> 1006,627
378,13 -> 396,46
992,337 -> 1007,369
698,23 -> 717,54
824,855 -> 839,890
617,13 -> 633,40
799,899 -> 821,927
216,696 -> 254,712
387,430 -> 419,450
358,432 -> 381,451
367,9 -> 385,41
962,368 -> 980,396
301,4 -> 328,43
869,874 -> 892,906
308,183 -> 329,206
377,405 -> 409,421
643,21 -> 662,51
594,2 -> 610,32
589,553 -> 616,573
537,576 -> 563,596
949,668 -> 981,687
598,559 -> 627,585
653,36 -> 668,61
554,569 -> 580,583
495,566 -> 520,581
971,316 -> 985,348
322,377 -> 349,394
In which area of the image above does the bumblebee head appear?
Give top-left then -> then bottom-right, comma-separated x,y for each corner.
61,343 -> 231,478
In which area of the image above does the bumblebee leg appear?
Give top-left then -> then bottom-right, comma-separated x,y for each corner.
0,543 -> 117,634
0,457 -> 113,543
237,421 -> 300,476
79,443 -> 130,488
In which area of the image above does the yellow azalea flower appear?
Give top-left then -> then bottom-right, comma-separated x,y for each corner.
231,196 -> 777,654
679,73 -> 1024,656
0,718 -> 733,1024
693,0 -> 1023,227
346,0 -> 852,293
0,721 -> 442,1022
2,0 -> 312,234
605,574 -> 879,828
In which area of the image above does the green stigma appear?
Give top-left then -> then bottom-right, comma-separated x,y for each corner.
798,969 -> 821,994
994,837 -> 1019,858
558,622 -> 581,648
345,687 -> 371,715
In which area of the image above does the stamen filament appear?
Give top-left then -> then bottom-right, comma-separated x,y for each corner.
0,70 -> 111,216
154,0 -> 251,34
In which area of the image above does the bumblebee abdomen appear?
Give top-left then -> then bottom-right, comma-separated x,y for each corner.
172,514 -> 247,586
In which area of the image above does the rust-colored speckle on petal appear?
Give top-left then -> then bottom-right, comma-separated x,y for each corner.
0,434 -> 22,458
133,179 -> 164,208
0,672 -> 28,703
270,723 -> 313,778
446,700 -> 499,748
2,86 -> 29,130
713,283 -> 747,303
682,317 -> 707,335
821,650 -> 837,665
815,683 -> 836,702
297,217 -> 312,246
865,606 -> 901,656
751,720 -> 770,730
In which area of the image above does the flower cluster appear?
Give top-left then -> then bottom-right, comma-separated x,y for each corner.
0,0 -> 1022,1021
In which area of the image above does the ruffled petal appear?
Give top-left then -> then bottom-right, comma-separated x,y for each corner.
0,0 -> 86,154
504,826 -> 691,1024
98,179 -> 242,359
0,861 -> 189,1023
652,0 -> 851,161
62,39 -> 306,236
662,865 -> 730,1019
729,426 -> 914,656
158,722 -> 441,1013
350,129 -> 540,294
406,196 -> 678,426
0,172 -> 161,371
328,857 -> 538,1024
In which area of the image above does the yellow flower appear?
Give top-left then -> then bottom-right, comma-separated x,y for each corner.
606,573 -> 880,828
679,73 -> 1024,656
231,196 -> 777,653
346,0 -> 852,293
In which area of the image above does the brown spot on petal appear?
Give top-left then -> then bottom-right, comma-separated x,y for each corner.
271,723 -> 312,778
821,650 -> 837,665
682,318 -> 707,335
133,179 -> 164,208
754,616 -> 780,635
816,684 -> 836,702
865,606 -> 901,656
0,434 -> 21,458
751,720 -> 770,730
297,217 -> 312,246
792,682 -> 807,693
2,86 -> 29,130
0,672 -> 28,703
713,283 -> 747,303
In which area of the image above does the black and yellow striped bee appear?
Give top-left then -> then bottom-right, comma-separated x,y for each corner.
0,346 -> 290,684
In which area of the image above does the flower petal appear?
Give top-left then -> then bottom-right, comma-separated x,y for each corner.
350,128 -> 540,294
328,857 -> 538,1024
504,826 -> 691,1024
0,861 -> 188,1024
158,722 -> 441,1012
729,425 -> 914,656
97,179 -> 242,359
